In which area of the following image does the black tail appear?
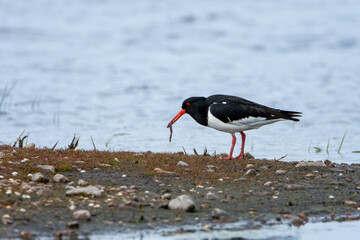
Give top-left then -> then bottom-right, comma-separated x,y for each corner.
278,110 -> 302,122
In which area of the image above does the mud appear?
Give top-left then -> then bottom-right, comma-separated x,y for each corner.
0,145 -> 360,239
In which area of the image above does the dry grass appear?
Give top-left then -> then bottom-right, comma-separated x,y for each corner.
0,144 -> 300,186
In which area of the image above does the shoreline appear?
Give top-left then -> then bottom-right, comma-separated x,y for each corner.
1,145 -> 360,239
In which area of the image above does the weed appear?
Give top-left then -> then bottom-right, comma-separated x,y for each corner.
56,165 -> 72,172
182,146 -> 187,155
193,148 -> 198,155
338,131 -> 347,154
353,151 -> 360,153
105,133 -> 127,148
273,154 -> 288,161
326,138 -> 330,154
51,141 -> 59,151
90,136 -> 96,151
68,135 -> 80,150
13,129 -> 28,148
313,147 -> 322,153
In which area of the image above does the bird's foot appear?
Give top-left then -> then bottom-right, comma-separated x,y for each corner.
233,153 -> 244,160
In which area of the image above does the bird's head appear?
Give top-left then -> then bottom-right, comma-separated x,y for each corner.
167,97 -> 206,127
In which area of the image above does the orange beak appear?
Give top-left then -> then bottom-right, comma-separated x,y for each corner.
167,109 -> 185,127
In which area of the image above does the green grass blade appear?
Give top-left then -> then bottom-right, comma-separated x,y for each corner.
337,131 -> 347,154
326,138 -> 330,154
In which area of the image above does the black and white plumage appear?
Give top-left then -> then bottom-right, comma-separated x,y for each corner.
167,94 -> 302,160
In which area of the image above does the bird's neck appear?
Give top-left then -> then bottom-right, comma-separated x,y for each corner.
189,105 -> 208,126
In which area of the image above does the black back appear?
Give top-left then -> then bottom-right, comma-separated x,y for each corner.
207,95 -> 302,123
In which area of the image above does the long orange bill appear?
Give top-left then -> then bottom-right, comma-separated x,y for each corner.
167,109 -> 185,128
167,109 -> 186,143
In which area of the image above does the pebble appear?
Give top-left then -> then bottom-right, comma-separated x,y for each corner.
31,172 -> 50,183
74,161 -> 85,165
53,174 -> 70,183
264,181 -> 273,187
154,168 -> 175,175
162,193 -> 172,200
234,177 -> 247,182
12,172 -> 18,176
1,214 -> 12,224
36,188 -> 53,197
0,151 -> 5,159
77,179 -> 88,186
305,173 -> 315,178
20,230 -> 33,240
67,221 -> 79,229
37,165 -> 56,174
98,163 -> 112,168
244,169 -> 256,176
24,143 -> 35,149
211,208 -> 233,222
275,169 -> 286,175
295,161 -> 326,168
344,200 -> 357,206
298,213 -> 309,222
259,166 -> 268,171
177,161 -> 189,167
21,158 -> 30,163
73,209 -> 91,221
245,164 -> 254,169
206,192 -> 219,200
22,194 -> 31,199
330,168 -> 345,173
66,185 -> 103,197
168,195 -> 196,212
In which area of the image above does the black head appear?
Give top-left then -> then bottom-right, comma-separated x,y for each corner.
181,97 -> 206,112
168,96 -> 208,128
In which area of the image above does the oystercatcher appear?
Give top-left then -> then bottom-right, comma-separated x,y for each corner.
167,94 -> 301,160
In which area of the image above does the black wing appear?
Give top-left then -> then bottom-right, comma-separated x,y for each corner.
207,95 -> 302,123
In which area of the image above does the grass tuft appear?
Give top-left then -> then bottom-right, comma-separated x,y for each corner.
13,129 -> 28,148
68,135 -> 80,150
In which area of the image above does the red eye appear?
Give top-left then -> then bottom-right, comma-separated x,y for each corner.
186,102 -> 190,106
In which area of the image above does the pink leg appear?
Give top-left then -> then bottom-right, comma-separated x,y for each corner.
234,132 -> 246,159
218,134 -> 236,160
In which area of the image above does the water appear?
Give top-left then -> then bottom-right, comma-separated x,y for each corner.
1,0 -> 360,163
89,220 -> 360,240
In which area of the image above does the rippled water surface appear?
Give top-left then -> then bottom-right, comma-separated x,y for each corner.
1,0 -> 360,163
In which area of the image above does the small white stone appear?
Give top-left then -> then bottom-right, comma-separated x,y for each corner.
19,208 -> 26,212
6,189 -> 12,195
21,158 -> 30,163
22,194 -> 31,199
80,170 -> 86,173
0,175 -> 4,179
122,175 -> 127,178
69,205 -> 76,211
329,195 -> 335,199
12,172 -> 18,176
